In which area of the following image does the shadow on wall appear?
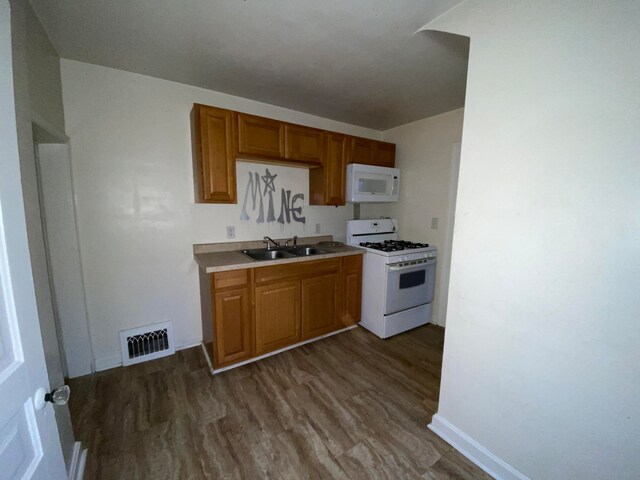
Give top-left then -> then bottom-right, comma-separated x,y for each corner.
418,30 -> 470,105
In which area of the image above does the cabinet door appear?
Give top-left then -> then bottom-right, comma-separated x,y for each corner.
193,104 -> 236,203
285,125 -> 324,164
348,137 -> 396,168
349,137 -> 376,165
324,132 -> 347,205
237,113 -> 285,158
301,273 -> 339,340
255,280 -> 301,355
374,141 -> 396,167
309,132 -> 346,205
342,256 -> 363,327
214,287 -> 252,366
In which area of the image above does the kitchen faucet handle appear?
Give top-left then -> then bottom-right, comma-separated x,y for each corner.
284,236 -> 298,247
263,236 -> 280,250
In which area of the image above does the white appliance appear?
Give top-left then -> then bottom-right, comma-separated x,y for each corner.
346,163 -> 400,203
347,218 -> 437,338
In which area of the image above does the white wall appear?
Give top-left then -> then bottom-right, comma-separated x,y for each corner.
38,143 -> 93,378
361,108 -> 464,326
60,59 -> 379,370
10,0 -> 76,471
424,1 -> 640,479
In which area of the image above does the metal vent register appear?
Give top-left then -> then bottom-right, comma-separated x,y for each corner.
119,321 -> 175,366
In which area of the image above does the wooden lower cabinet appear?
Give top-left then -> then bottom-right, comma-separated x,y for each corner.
255,280 -> 301,355
213,287 -> 252,367
204,255 -> 364,371
301,273 -> 339,340
341,255 -> 363,327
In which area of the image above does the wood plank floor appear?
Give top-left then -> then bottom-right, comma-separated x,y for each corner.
69,325 -> 492,479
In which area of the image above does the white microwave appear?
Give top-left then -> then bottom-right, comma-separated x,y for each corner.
346,163 -> 400,203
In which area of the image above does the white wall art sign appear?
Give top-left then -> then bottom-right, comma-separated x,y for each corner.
239,164 -> 306,225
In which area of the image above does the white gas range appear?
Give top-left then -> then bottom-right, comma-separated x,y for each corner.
347,219 -> 437,338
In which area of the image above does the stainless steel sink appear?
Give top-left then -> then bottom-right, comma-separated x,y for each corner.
240,245 -> 329,261
241,248 -> 297,261
288,246 -> 328,257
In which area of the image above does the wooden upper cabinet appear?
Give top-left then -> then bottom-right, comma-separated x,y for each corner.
192,104 -> 236,203
374,141 -> 396,168
301,273 -> 339,340
213,287 -> 252,367
236,113 -> 285,158
349,137 -> 376,165
284,125 -> 324,164
309,132 -> 347,206
348,137 -> 396,168
192,103 -> 395,204
325,133 -> 348,205
255,280 -> 301,355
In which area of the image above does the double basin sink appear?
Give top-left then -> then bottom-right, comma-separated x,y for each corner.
241,245 -> 328,261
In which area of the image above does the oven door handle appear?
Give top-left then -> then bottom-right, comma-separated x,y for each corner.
387,259 -> 436,272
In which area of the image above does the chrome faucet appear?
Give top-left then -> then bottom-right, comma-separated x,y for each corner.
284,236 -> 298,247
263,236 -> 280,250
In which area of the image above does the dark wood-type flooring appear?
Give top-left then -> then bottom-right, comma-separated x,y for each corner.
69,325 -> 492,479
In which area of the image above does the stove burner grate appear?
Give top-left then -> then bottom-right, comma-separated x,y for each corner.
359,240 -> 430,252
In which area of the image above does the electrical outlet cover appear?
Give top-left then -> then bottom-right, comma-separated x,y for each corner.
315,223 -> 321,233
226,226 -> 235,239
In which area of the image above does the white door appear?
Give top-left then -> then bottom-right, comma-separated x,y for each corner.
0,2 -> 67,478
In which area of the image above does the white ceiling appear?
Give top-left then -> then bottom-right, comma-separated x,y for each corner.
30,0 -> 468,130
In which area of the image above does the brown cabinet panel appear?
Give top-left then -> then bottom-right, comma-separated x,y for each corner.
285,125 -> 323,164
348,137 -> 396,168
374,141 -> 396,167
325,133 -> 348,205
213,268 -> 249,290
192,104 -> 236,203
342,254 -> 363,272
341,255 -> 363,327
310,132 -> 347,205
237,113 -> 285,158
213,287 -> 252,367
349,137 -> 376,165
255,280 -> 301,355
254,258 -> 340,285
301,273 -> 339,340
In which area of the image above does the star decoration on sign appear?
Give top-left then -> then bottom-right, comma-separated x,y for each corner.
261,169 -> 277,194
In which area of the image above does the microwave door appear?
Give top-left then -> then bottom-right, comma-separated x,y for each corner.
356,173 -> 391,196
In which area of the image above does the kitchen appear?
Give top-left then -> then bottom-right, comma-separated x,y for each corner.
59,70 -> 465,476
4,1 -> 637,479
10,1 -> 470,476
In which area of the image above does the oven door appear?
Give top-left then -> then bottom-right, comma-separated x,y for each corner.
384,259 -> 436,315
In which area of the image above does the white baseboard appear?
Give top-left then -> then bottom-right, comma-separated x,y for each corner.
93,339 -> 204,372
68,441 -> 87,480
428,413 -> 529,480
94,354 -> 122,372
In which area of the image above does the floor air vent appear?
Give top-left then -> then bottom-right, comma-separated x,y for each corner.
119,321 -> 175,366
